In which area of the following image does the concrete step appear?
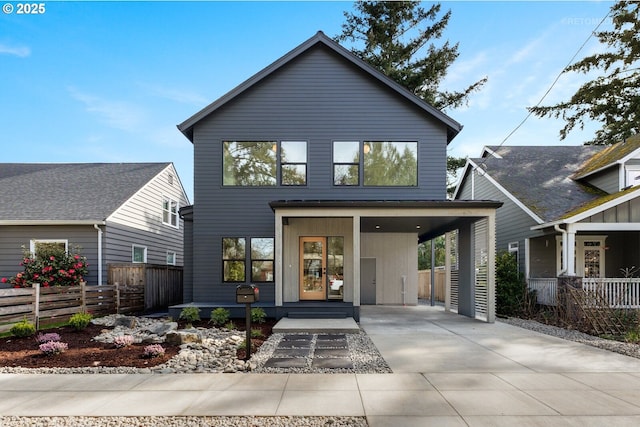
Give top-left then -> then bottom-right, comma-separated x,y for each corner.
272,317 -> 360,334
287,311 -> 348,319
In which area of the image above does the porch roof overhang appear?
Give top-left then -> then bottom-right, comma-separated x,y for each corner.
269,199 -> 502,242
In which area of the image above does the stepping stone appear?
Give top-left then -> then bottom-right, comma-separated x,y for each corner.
278,340 -> 312,349
282,334 -> 313,341
312,358 -> 353,369
314,348 -> 350,358
316,334 -> 346,341
272,348 -> 311,358
264,358 -> 309,368
315,339 -> 347,349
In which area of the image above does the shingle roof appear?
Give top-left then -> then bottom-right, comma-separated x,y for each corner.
0,163 -> 171,222
473,145 -> 606,222
572,134 -> 640,179
177,31 -> 462,143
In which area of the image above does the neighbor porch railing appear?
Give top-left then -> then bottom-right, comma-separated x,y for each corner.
527,277 -> 640,308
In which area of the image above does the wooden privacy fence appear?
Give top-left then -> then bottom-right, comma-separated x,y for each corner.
0,282 -> 144,333
107,263 -> 183,312
418,268 -> 446,302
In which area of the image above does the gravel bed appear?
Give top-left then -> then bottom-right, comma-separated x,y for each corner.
0,416 -> 368,427
500,317 -> 640,359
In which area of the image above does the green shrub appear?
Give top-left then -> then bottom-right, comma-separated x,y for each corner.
251,328 -> 264,339
224,321 -> 236,330
496,251 -> 533,317
69,312 -> 92,330
625,327 -> 640,344
250,307 -> 266,324
10,318 -> 36,337
179,306 -> 201,323
210,307 -> 230,326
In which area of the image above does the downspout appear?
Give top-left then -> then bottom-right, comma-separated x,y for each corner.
554,224 -> 567,275
94,224 -> 103,285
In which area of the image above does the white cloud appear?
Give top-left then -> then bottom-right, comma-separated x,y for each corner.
67,87 -> 147,132
0,43 -> 31,57
140,83 -> 209,106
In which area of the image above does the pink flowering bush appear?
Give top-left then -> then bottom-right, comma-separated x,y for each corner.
36,332 -> 61,344
39,340 -> 68,356
143,344 -> 165,358
114,335 -> 135,348
1,246 -> 88,288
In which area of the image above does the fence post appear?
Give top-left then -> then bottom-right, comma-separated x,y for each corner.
115,282 -> 120,314
81,281 -> 87,313
34,283 -> 40,330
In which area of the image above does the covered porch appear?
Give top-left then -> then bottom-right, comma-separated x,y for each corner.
270,200 -> 501,323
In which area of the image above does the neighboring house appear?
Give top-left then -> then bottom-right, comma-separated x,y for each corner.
0,163 -> 190,287
175,31 -> 501,322
454,136 -> 640,306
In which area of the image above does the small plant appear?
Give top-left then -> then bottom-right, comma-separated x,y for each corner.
250,307 -> 266,324
179,306 -> 201,324
250,328 -> 264,339
210,307 -> 230,326
625,327 -> 640,344
224,321 -> 236,331
113,335 -> 135,348
143,344 -> 165,358
36,332 -> 61,344
69,312 -> 92,330
10,318 -> 36,338
39,340 -> 68,356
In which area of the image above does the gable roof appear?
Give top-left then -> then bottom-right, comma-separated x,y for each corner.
0,163 -> 172,223
572,134 -> 640,179
177,31 -> 462,143
463,145 -> 606,223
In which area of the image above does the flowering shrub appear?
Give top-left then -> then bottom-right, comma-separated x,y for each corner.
114,335 -> 135,348
36,332 -> 61,344
39,341 -> 68,356
143,344 -> 165,358
1,246 -> 89,288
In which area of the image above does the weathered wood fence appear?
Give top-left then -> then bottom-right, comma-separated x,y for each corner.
107,263 -> 183,312
0,282 -> 144,333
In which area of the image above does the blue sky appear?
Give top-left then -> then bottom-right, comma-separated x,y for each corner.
1,1 -> 615,201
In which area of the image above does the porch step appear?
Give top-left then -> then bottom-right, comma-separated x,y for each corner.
288,311 -> 348,319
273,317 -> 360,334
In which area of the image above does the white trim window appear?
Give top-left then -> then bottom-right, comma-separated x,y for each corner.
30,239 -> 68,259
166,251 -> 177,266
508,241 -> 519,269
162,195 -> 179,228
132,245 -> 147,263
556,235 -> 606,278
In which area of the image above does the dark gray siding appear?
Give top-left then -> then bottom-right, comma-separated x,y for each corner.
190,44 -> 450,303
579,196 -> 640,223
457,168 -> 542,273
0,225 -> 99,287
584,168 -> 619,194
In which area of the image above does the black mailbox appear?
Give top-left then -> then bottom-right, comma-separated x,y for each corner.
236,284 -> 259,304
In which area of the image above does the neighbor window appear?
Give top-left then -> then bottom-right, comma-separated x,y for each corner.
30,239 -> 68,260
280,141 -> 307,185
223,238 -> 246,282
333,141 -> 360,185
250,238 -> 274,282
162,196 -> 179,227
132,245 -> 147,263
166,251 -> 177,265
363,141 -> 417,186
223,141 -> 277,186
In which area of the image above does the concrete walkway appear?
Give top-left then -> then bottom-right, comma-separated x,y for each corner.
2,305 -> 640,426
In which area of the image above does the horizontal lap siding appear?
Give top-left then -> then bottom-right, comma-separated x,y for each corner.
191,45 -> 449,303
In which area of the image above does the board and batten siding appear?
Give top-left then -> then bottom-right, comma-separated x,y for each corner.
0,225 -> 99,286
106,165 -> 188,268
190,44 -> 451,303
457,168 -> 542,273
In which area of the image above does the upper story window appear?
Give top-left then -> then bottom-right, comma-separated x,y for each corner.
333,141 -> 360,185
280,141 -> 307,185
30,239 -> 68,260
223,141 -> 276,186
162,196 -> 179,228
166,251 -> 177,266
364,141 -> 417,186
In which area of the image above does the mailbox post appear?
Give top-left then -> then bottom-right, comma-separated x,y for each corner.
236,285 -> 259,361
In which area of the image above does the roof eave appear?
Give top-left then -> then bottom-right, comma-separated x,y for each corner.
0,220 -> 107,226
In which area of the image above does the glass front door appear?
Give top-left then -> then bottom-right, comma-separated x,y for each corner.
300,237 -> 326,300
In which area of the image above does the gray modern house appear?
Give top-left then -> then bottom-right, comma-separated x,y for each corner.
175,31 -> 501,322
0,163 -> 189,287
454,137 -> 640,307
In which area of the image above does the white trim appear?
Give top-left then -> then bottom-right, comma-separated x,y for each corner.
564,186 -> 640,224
480,146 -> 503,159
166,250 -> 177,266
524,238 -> 530,280
0,220 -> 106,226
555,235 -> 607,277
132,244 -> 147,264
162,194 -> 180,229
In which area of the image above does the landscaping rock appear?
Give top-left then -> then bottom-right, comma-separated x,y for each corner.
165,330 -> 202,346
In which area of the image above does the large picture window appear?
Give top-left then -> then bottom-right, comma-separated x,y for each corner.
251,238 -> 274,282
223,141 -> 277,186
364,141 -> 417,186
30,239 -> 68,260
223,238 -> 246,282
281,141 -> 307,185
333,141 -> 360,185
